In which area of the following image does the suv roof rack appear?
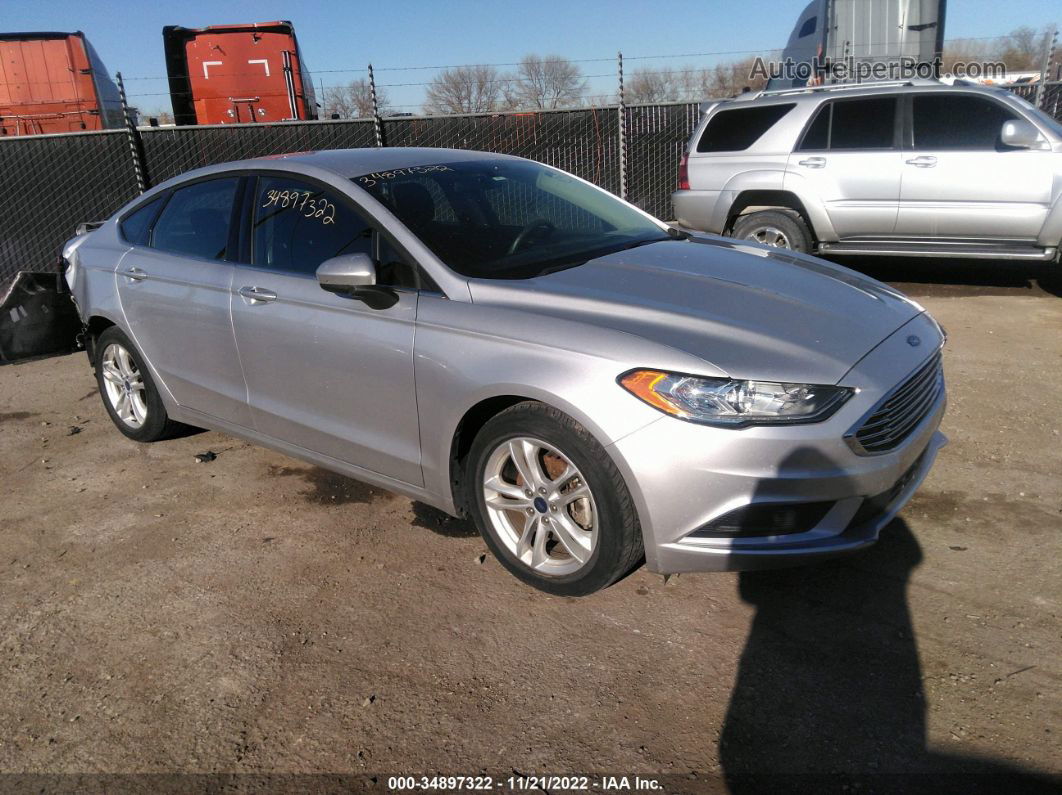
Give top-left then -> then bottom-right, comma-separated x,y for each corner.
734,78 -> 942,101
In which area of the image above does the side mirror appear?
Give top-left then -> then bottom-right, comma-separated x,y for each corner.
316,253 -> 376,292
315,253 -> 398,309
1000,119 -> 1045,149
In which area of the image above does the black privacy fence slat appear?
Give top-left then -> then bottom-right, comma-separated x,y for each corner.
0,130 -> 141,284
139,119 -> 379,185
0,104 -> 694,287
625,103 -> 703,219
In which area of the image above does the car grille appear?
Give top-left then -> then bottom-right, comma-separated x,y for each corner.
849,351 -> 943,454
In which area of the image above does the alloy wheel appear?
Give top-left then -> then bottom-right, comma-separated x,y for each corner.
745,225 -> 792,248
100,342 -> 148,429
482,436 -> 598,577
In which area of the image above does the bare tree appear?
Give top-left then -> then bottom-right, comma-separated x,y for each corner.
424,65 -> 504,114
943,25 -> 1055,75
996,25 -> 1053,71
323,78 -> 390,119
623,58 -> 767,104
506,55 -> 587,109
626,67 -> 683,103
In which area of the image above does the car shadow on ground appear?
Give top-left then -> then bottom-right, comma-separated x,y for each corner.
718,448 -> 1057,791
826,256 -> 1062,299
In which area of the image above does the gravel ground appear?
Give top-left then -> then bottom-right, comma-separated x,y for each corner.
0,260 -> 1059,792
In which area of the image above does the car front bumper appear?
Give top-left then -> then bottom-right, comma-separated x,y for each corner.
608,312 -> 947,574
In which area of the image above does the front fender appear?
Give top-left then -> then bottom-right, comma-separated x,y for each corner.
412,298 -> 681,515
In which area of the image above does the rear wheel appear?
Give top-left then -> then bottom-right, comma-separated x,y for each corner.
731,209 -> 813,253
95,326 -> 183,442
467,402 -> 643,595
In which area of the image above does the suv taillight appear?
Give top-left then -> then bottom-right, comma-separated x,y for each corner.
677,152 -> 690,191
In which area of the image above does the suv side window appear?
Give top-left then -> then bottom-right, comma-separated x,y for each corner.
798,97 -> 897,151
119,195 -> 165,246
252,175 -> 420,288
912,94 -> 1018,150
697,104 -> 796,152
151,178 -> 239,260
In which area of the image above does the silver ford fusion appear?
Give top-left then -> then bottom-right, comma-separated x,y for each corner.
64,148 -> 946,595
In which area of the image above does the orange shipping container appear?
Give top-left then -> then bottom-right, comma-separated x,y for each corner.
0,31 -> 123,136
163,21 -> 317,125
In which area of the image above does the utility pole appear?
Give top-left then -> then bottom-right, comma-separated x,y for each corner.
368,64 -> 385,147
617,51 -> 627,201
1035,26 -> 1057,109
115,72 -> 147,193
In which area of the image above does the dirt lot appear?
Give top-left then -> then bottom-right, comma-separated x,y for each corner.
1,260 -> 1060,791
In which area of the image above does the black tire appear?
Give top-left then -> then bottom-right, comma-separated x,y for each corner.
94,326 -> 183,442
467,401 -> 643,596
730,209 -> 813,253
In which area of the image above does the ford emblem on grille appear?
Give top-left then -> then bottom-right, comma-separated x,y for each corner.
907,335 -> 921,347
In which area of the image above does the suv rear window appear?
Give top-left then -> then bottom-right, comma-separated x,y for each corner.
697,104 -> 796,152
798,97 -> 897,151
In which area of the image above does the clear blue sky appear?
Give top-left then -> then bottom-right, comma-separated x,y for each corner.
4,0 -> 1059,114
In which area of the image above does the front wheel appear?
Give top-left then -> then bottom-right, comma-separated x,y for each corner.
730,209 -> 813,253
467,402 -> 643,595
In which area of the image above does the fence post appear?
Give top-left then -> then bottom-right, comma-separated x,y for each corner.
368,64 -> 385,147
115,72 -> 147,193
617,51 -> 627,201
1036,26 -> 1057,109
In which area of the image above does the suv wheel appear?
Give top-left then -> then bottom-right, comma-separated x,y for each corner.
467,401 -> 643,596
731,210 -> 813,253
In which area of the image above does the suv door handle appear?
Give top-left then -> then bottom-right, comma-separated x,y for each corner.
905,156 -> 938,168
120,267 -> 146,281
238,286 -> 278,304
798,156 -> 826,168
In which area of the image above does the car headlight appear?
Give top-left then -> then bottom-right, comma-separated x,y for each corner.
618,369 -> 853,427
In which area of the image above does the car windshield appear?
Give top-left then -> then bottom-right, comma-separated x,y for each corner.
354,159 -> 668,279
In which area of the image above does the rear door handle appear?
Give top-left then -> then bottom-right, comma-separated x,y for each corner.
120,267 -> 146,281
905,156 -> 938,168
238,286 -> 277,304
798,156 -> 826,168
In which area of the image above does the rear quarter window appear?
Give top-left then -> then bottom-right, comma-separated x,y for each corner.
118,196 -> 165,246
696,104 -> 796,153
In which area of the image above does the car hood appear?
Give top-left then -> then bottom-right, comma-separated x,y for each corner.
466,237 -> 923,384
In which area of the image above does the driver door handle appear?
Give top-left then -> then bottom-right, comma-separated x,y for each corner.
238,286 -> 277,304
905,155 -> 938,168
120,267 -> 147,281
798,156 -> 826,168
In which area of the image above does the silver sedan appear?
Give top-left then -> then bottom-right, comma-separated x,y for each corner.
64,148 -> 946,595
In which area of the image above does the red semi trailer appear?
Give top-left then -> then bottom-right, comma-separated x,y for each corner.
163,21 -> 317,125
0,31 -> 123,136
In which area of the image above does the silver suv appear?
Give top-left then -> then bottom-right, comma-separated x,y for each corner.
672,81 -> 1062,261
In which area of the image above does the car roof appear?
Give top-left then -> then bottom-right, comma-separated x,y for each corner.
216,147 -> 516,178
718,81 -> 1019,109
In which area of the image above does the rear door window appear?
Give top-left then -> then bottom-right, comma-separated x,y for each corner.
697,104 -> 796,152
798,97 -> 897,151
151,178 -> 239,260
912,94 -> 1018,150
